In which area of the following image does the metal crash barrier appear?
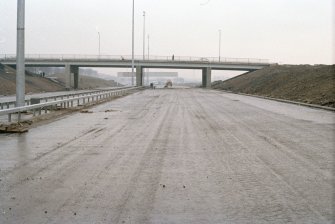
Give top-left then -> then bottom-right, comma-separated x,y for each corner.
0,87 -> 142,122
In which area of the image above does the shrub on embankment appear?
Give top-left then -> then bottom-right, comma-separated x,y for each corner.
212,64 -> 335,108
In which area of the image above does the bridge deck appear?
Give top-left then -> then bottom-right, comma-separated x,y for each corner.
0,54 -> 271,70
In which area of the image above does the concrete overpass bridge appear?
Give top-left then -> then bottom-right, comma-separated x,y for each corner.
0,54 -> 271,89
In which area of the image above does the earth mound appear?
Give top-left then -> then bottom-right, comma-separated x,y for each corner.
212,64 -> 335,107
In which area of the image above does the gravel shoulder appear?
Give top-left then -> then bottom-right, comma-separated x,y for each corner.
0,88 -> 333,224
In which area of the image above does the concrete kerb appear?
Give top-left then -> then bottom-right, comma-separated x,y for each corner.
213,89 -> 335,112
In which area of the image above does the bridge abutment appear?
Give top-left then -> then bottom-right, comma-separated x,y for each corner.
202,67 -> 211,88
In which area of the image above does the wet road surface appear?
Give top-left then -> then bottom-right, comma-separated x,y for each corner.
0,88 -> 334,224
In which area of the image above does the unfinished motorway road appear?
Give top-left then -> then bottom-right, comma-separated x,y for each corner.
0,88 -> 334,224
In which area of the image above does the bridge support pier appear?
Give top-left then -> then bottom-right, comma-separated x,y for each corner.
202,67 -> 211,88
65,65 -> 79,90
65,64 -> 71,90
71,66 -> 79,89
136,66 -> 143,86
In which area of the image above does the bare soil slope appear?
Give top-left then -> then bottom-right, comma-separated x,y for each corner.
0,64 -> 65,96
48,73 -> 118,89
0,64 -> 120,96
212,64 -> 335,107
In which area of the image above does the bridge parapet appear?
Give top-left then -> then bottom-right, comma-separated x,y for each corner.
0,54 -> 270,65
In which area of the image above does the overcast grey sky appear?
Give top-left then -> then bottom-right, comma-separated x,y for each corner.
0,0 -> 334,66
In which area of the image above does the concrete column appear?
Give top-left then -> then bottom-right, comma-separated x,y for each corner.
202,67 -> 212,88
65,64 -> 71,90
71,66 -> 79,89
202,68 -> 207,87
136,66 -> 143,86
16,0 -> 25,107
206,67 -> 212,88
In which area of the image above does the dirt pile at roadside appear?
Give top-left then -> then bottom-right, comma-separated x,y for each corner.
0,120 -> 32,133
0,64 -> 65,96
212,64 -> 335,107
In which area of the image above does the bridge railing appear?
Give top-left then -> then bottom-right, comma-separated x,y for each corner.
0,54 -> 269,64
0,86 -> 141,123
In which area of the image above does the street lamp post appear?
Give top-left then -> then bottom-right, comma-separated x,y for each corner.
98,31 -> 101,56
16,0 -> 25,107
218,29 -> 221,62
143,11 -> 146,60
147,34 -> 150,85
131,0 -> 135,86
143,11 -> 146,85
147,35 -> 150,59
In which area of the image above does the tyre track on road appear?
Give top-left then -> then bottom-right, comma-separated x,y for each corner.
200,91 -> 332,222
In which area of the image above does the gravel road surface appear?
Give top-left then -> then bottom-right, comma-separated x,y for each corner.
0,88 -> 334,224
